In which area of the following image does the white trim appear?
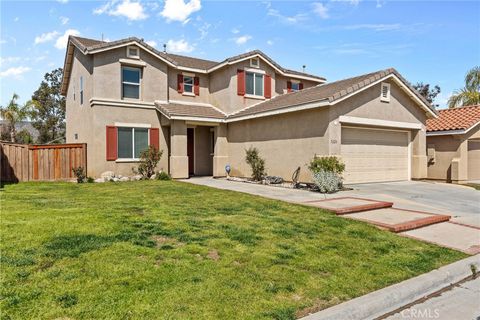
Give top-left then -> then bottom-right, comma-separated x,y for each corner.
226,100 -> 329,123
341,125 -> 411,181
245,67 -> 265,74
250,57 -> 260,68
114,122 -> 151,128
170,115 -> 224,123
177,66 -> 207,73
126,45 -> 140,59
119,58 -> 146,67
186,121 -> 220,127
90,98 -> 156,109
426,121 -> 480,136
182,92 -> 196,97
182,71 -> 195,77
244,94 -> 265,100
338,116 -> 422,130
116,158 -> 140,163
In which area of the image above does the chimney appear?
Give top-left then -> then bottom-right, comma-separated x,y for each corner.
163,43 -> 167,53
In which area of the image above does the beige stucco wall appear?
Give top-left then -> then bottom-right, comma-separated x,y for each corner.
167,69 -> 210,104
427,126 -> 480,181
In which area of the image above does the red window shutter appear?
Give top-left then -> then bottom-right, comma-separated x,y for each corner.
287,81 -> 292,93
150,128 -> 159,150
299,83 -> 304,90
264,74 -> 272,99
237,69 -> 245,96
177,74 -> 184,93
106,126 -> 117,161
194,76 -> 200,96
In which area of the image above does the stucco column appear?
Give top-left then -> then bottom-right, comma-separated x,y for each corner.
451,138 -> 468,183
169,120 -> 189,179
213,123 -> 229,177
411,128 -> 427,179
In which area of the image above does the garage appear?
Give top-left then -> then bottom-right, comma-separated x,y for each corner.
468,140 -> 480,180
341,126 -> 410,184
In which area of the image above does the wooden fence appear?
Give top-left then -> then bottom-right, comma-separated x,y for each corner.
0,142 -> 87,182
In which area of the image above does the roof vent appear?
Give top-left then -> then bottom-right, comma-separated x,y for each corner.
163,43 -> 167,53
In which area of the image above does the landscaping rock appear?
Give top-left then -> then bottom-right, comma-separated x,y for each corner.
265,176 -> 283,184
94,178 -> 105,183
119,177 -> 130,182
111,177 -> 120,182
150,174 -> 157,180
100,171 -> 115,180
131,175 -> 142,181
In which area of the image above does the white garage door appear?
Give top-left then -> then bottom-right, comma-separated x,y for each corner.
341,126 -> 409,184
468,140 -> 480,180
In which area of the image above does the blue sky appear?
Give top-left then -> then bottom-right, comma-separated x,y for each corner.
1,0 -> 479,108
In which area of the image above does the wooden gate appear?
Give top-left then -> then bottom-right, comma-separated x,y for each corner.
0,142 -> 87,182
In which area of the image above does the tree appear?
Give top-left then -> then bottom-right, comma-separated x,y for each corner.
0,93 -> 30,142
413,82 -> 441,108
30,68 -> 66,143
448,66 -> 480,108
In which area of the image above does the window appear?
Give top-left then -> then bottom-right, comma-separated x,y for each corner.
183,75 -> 194,94
246,71 -> 264,96
118,127 -> 149,159
250,58 -> 260,68
122,67 -> 141,99
79,76 -> 83,105
127,46 -> 140,59
291,82 -> 300,91
381,82 -> 391,102
209,129 -> 215,155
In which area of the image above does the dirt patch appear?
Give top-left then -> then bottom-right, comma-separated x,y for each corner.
295,297 -> 340,318
207,250 -> 220,261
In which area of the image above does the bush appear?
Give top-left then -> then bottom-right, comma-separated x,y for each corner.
308,156 -> 345,174
313,170 -> 343,193
245,147 -> 266,181
155,171 -> 171,181
72,167 -> 86,183
86,177 -> 94,183
136,146 -> 163,179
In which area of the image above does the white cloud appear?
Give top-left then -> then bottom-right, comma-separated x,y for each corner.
166,39 -> 194,53
231,28 -> 240,34
376,0 -> 384,8
94,0 -> 148,21
145,40 -> 157,47
332,0 -> 360,5
342,24 -> 401,31
160,0 -> 201,23
60,16 -> 69,25
0,56 -> 21,66
55,29 -> 80,49
267,40 -> 274,46
0,66 -> 31,78
267,9 -> 308,24
313,3 -> 329,19
235,35 -> 251,45
14,17 -> 19,22
34,31 -> 60,45
198,22 -> 211,40
57,0 -> 68,3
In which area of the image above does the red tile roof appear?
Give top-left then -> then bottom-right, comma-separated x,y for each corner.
426,105 -> 480,132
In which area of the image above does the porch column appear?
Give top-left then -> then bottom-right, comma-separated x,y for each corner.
411,128 -> 427,179
451,137 -> 468,183
169,120 -> 189,179
213,124 -> 229,177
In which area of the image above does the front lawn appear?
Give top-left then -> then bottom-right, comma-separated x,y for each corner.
0,181 -> 465,319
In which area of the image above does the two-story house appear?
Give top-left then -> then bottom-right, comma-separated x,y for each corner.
62,36 -> 437,184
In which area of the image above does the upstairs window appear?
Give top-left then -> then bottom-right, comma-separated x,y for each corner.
127,46 -> 140,59
246,71 -> 264,96
183,75 -> 194,94
118,127 -> 149,159
79,76 -> 84,105
250,58 -> 260,68
122,67 -> 141,99
380,82 -> 391,102
287,80 -> 303,93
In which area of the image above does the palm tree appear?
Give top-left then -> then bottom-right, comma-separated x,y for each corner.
0,93 -> 31,142
448,66 -> 480,108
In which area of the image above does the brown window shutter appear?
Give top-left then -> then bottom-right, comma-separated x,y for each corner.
194,76 -> 200,96
299,83 -> 304,90
150,128 -> 159,150
287,81 -> 292,93
264,74 -> 272,99
237,69 -> 245,96
177,74 -> 184,93
106,126 -> 117,161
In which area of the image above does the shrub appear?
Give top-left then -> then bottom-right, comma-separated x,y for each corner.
245,147 -> 266,181
72,167 -> 86,183
155,171 -> 171,181
136,146 -> 163,179
308,156 -> 345,175
86,177 -> 94,183
313,170 -> 343,193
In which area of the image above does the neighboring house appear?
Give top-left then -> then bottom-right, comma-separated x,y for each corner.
426,105 -> 480,182
62,36 -> 437,184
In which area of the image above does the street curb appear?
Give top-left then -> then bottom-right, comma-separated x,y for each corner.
300,255 -> 480,320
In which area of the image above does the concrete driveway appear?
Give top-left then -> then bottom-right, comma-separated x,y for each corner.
342,181 -> 480,227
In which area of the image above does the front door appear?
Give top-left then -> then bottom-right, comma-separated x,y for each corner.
187,128 -> 194,176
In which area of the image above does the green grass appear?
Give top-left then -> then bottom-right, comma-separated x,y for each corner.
0,181 -> 466,319
464,183 -> 480,190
